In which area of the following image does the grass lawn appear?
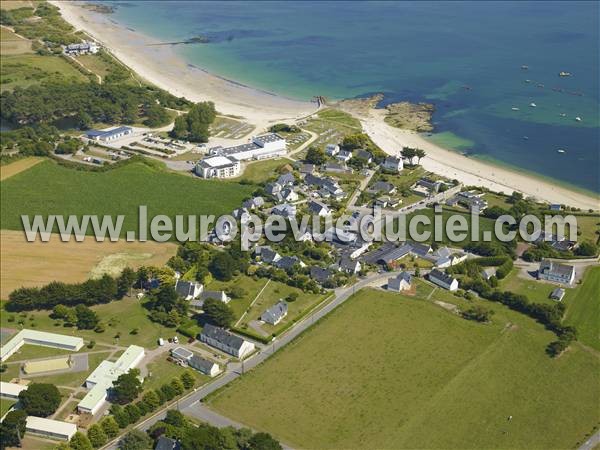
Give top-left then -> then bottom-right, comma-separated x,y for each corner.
1,297 -> 187,349
238,280 -> 328,335
143,355 -> 208,391
210,116 -> 254,139
574,214 -> 600,245
564,266 -> 600,351
0,160 -> 254,237
4,343 -> 75,362
206,275 -> 268,319
0,398 -> 15,417
304,109 -> 362,150
499,269 -> 558,305
56,400 -> 79,420
207,288 -> 600,449
230,158 -> 290,185
0,54 -> 89,91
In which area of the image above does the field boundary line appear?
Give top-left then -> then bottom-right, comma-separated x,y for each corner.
234,279 -> 270,327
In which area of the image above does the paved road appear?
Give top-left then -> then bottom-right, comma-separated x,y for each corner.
101,270 -> 399,449
578,431 -> 600,450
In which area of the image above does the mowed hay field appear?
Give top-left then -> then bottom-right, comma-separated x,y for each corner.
0,157 -> 43,180
0,159 -> 255,236
207,289 -> 600,449
0,229 -> 176,299
0,26 -> 32,56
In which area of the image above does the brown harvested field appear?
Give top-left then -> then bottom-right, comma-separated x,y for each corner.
0,26 -> 33,55
1,1 -> 38,10
0,230 -> 177,299
0,157 -> 43,181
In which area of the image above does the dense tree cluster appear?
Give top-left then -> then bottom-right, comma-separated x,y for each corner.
170,101 -> 216,142
146,284 -> 189,328
18,383 -> 61,417
305,146 -> 326,165
146,410 -> 282,450
202,297 -> 235,328
0,124 -> 60,156
112,369 -> 143,404
0,410 -> 27,450
1,82 -> 182,127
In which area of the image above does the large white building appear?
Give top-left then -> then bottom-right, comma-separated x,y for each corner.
0,381 -> 28,399
538,259 -> 576,285
78,345 -> 145,415
25,416 -> 77,441
194,156 -> 240,179
428,269 -> 459,291
1,329 -> 84,362
86,126 -> 133,142
209,133 -> 286,162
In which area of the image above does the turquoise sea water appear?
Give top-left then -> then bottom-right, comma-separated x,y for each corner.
106,1 -> 599,193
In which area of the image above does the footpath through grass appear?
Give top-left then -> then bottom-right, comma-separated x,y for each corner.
0,160 -> 254,238
207,288 -> 600,449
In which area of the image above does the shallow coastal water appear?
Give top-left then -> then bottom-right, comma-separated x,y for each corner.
104,1 -> 599,193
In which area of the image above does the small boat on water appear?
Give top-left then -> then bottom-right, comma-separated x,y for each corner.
575,116 -> 582,122
529,102 -> 537,107
523,136 -> 529,140
512,107 -> 520,111
559,113 -> 567,117
557,149 -> 566,153
559,71 -> 572,77
521,65 -> 529,70
525,79 -> 531,83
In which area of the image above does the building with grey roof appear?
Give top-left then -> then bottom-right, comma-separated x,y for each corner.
189,355 -> 220,377
175,280 -> 203,300
538,259 -> 575,285
199,324 -> 255,359
261,301 -> 288,325
388,272 -> 412,292
428,269 -> 459,291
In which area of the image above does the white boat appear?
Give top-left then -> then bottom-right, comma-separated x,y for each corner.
575,116 -> 582,121
557,149 -> 566,153
512,107 -> 520,111
529,102 -> 537,107
559,113 -> 567,117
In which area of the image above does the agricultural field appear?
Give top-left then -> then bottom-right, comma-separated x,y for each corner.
0,54 -> 89,91
0,160 -> 254,237
564,266 -> 600,351
0,156 -> 43,181
0,296 -> 188,349
0,26 -> 32,55
207,288 -> 600,449
1,229 -> 176,299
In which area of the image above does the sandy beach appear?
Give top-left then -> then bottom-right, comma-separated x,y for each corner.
54,1 -> 599,211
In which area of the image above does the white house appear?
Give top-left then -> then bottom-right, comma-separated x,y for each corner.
538,259 -> 575,285
261,301 -> 288,325
428,269 -> 459,291
336,149 -> 353,162
307,200 -> 331,216
25,416 -> 77,441
326,144 -> 340,156
194,156 -> 240,179
383,156 -> 403,172
388,272 -> 412,292
189,355 -> 220,377
170,347 -> 193,364
175,280 -> 203,300
199,324 -> 255,359
1,329 -> 84,362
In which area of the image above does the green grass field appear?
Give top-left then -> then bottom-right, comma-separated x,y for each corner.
0,398 -> 15,417
0,54 -> 89,91
564,266 -> 600,351
230,158 -> 290,185
499,269 -> 558,305
1,297 -> 189,349
207,288 -> 600,449
0,160 -> 254,238
143,355 -> 208,391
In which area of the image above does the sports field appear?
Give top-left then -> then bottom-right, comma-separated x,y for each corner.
1,229 -> 177,299
207,288 -> 600,449
0,160 -> 254,237
23,356 -> 71,374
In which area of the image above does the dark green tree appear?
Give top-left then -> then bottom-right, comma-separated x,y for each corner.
202,298 -> 235,328
112,369 -> 142,404
118,429 -> 152,450
18,383 -> 61,417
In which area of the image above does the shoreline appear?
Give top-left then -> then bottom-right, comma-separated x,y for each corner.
53,1 -> 599,211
